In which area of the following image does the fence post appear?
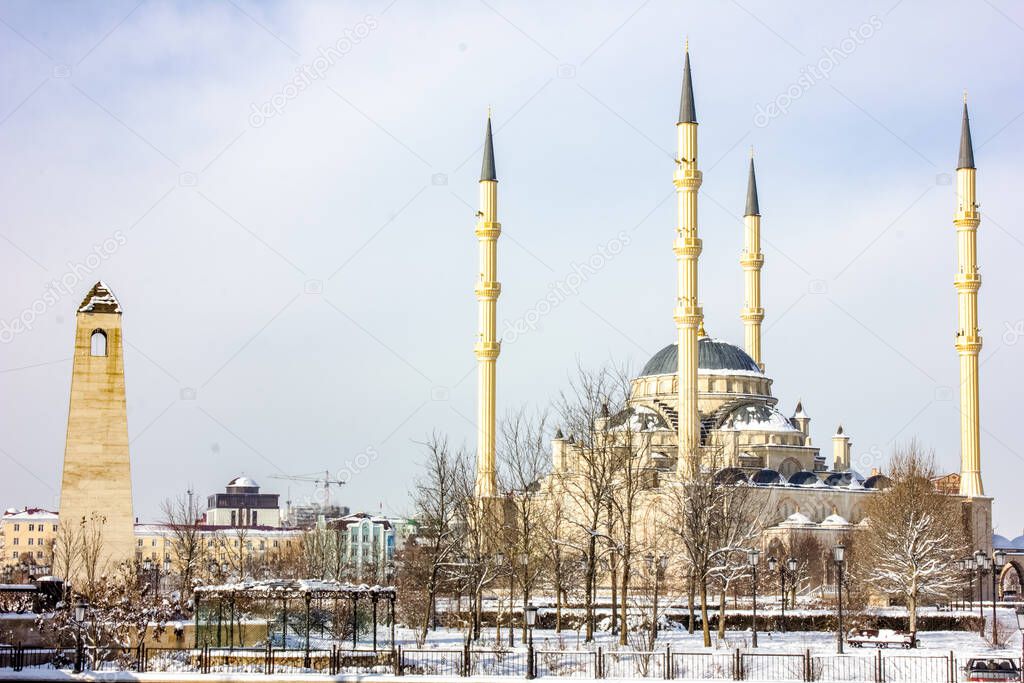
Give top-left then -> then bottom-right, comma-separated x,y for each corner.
875,649 -> 883,683
394,644 -> 402,676
597,646 -> 604,679
734,648 -> 742,681
13,643 -> 21,672
463,640 -> 471,677
665,644 -> 672,680
804,649 -> 811,682
948,650 -> 954,683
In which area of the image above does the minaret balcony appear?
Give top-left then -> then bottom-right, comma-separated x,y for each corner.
475,222 -> 501,238
740,254 -> 764,268
955,333 -> 983,353
474,341 -> 501,359
740,308 -> 765,322
953,273 -> 981,291
475,281 -> 502,299
673,169 -> 703,189
673,237 -> 702,256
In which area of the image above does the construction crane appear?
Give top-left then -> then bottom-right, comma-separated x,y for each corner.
268,470 -> 345,507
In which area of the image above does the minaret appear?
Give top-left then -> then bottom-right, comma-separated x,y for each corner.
674,45 -> 703,476
955,95 -> 984,498
474,113 -> 501,498
741,151 -> 765,370
832,424 -> 851,472
58,282 -> 135,582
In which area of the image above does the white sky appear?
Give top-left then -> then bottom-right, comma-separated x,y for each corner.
1,1 -> 1023,535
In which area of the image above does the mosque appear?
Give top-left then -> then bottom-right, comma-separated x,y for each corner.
469,47 -> 996,582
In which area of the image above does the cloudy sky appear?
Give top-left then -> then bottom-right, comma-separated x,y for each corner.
2,1 -> 1023,533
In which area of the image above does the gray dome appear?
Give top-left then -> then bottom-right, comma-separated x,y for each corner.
640,338 -> 762,377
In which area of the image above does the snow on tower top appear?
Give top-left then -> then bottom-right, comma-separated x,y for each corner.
78,281 -> 122,314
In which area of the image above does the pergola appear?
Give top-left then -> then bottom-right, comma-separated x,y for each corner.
193,579 -> 396,653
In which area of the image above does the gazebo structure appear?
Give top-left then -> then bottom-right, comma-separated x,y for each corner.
193,580 -> 396,654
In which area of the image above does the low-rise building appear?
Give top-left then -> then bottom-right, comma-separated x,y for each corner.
204,477 -> 282,528
1,508 -> 58,568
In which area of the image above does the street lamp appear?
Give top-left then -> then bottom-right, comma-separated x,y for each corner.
832,544 -> 846,654
1015,607 -> 1024,666
747,548 -> 760,648
525,603 -> 538,680
974,550 -> 987,634
992,550 -> 1006,644
73,599 -> 88,673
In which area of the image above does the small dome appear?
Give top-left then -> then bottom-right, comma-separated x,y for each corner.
640,338 -> 762,377
227,476 -> 259,488
714,467 -> 749,485
824,470 -> 865,487
1011,536 -> 1024,550
788,471 -> 823,487
994,535 -> 1013,550
751,469 -> 784,485
863,474 -> 891,490
780,511 -> 816,527
821,513 -> 852,528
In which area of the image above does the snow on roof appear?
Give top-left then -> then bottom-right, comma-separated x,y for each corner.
78,282 -> 121,314
821,513 -> 852,528
194,578 -> 395,597
780,511 -> 816,527
2,507 -> 58,520
722,404 -> 801,433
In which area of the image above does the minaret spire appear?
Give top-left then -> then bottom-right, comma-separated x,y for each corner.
741,154 -> 765,370
474,112 -> 501,498
954,96 -> 983,497
674,44 -> 703,476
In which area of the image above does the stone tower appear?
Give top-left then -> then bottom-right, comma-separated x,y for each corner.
674,45 -> 704,476
954,98 -> 984,498
58,282 -> 135,582
741,153 -> 765,370
474,115 -> 501,498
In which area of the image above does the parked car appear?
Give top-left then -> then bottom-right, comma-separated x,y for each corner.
963,658 -> 1020,682
847,628 -> 918,648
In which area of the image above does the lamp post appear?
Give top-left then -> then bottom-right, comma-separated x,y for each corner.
1015,607 -> 1024,667
525,603 -> 538,680
73,599 -> 88,673
748,548 -> 760,648
975,550 -> 986,635
992,550 -> 1006,644
646,554 -> 668,643
833,544 -> 846,654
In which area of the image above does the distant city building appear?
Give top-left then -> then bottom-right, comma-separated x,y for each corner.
327,512 -> 416,581
286,503 -> 350,529
1,508 -> 58,567
204,476 -> 282,528
133,523 -> 302,566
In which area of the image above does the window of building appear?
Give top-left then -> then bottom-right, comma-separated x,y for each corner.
273,541 -> 279,548
28,538 -> 33,546
38,539 -> 43,546
12,538 -> 17,545
28,524 -> 34,532
52,524 -> 57,532
11,552 -> 16,559
151,539 -> 156,546
12,524 -> 19,532
252,510 -> 258,525
35,551 -> 42,558
231,511 -> 236,527
91,329 -> 107,356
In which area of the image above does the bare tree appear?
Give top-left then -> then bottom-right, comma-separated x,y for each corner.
860,440 -> 968,632
665,448 -> 767,646
404,433 -> 467,645
498,406 -> 550,642
160,494 -> 206,602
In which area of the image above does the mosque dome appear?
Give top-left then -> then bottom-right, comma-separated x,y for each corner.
640,338 -> 762,377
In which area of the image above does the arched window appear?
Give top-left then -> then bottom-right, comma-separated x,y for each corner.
90,329 -> 107,356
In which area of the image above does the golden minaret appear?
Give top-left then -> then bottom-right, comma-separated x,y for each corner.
955,95 -> 984,497
474,113 -> 501,498
741,150 -> 765,370
674,45 -> 703,476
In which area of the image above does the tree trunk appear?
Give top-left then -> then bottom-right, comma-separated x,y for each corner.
585,536 -> 596,642
908,594 -> 917,633
555,586 -> 563,633
700,577 -> 711,647
687,574 -> 696,635
610,560 -> 618,635
717,587 -> 726,641
619,562 -> 629,646
420,566 -> 438,645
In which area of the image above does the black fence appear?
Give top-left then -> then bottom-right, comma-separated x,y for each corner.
0,644 -> 1019,681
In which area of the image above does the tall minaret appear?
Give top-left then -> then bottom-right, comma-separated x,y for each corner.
474,113 -> 501,498
674,45 -> 703,476
58,282 -> 135,582
741,152 -> 765,370
955,95 -> 984,498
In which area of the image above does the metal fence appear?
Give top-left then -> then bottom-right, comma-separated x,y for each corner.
1,644 -> 1019,681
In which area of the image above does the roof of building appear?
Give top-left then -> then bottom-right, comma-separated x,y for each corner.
640,338 -> 763,377
678,49 -> 696,124
78,281 -> 121,314
480,116 -> 496,181
780,511 -> 815,528
958,102 -> 975,169
723,403 -> 800,433
745,157 -> 760,216
821,512 -> 852,528
2,507 -> 58,520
